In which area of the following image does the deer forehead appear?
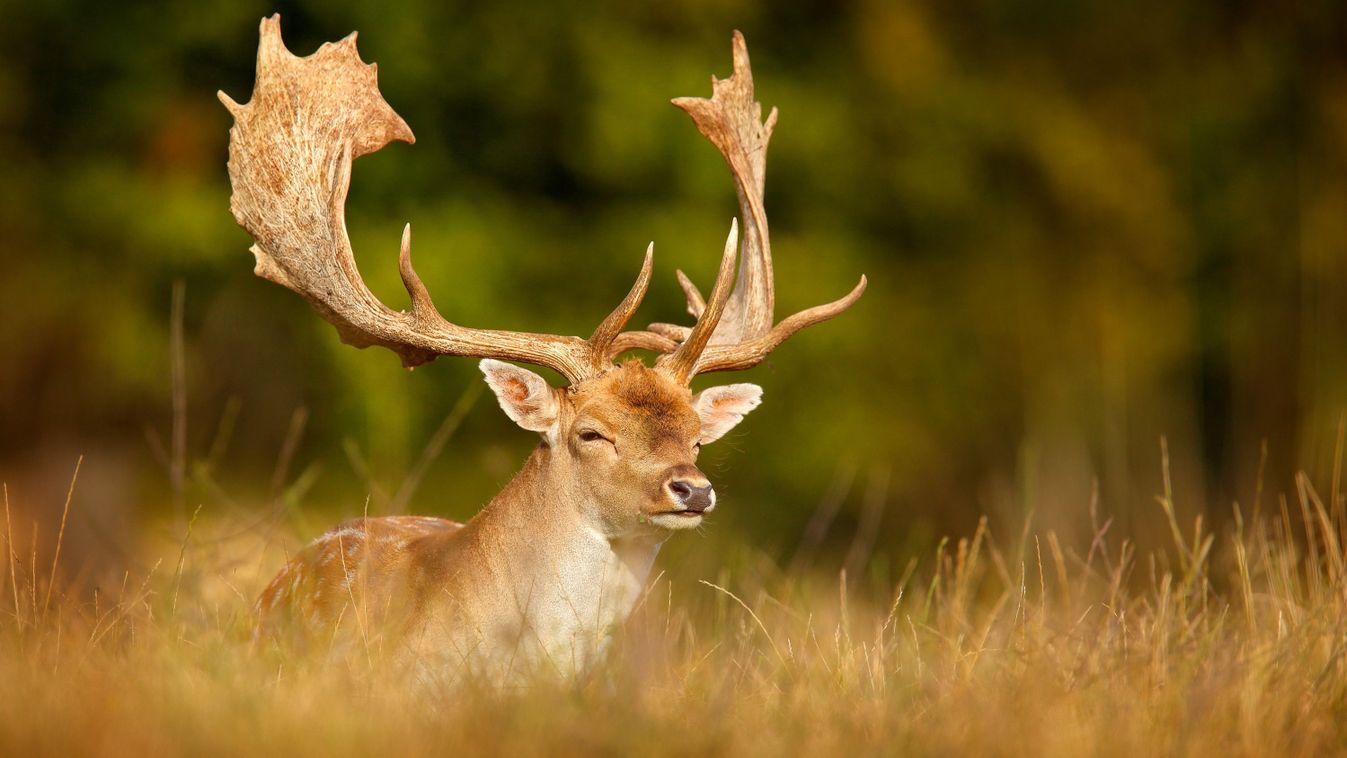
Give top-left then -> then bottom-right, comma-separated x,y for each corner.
570,363 -> 700,441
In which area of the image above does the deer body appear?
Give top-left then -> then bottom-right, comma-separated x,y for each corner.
257,362 -> 716,679
224,16 -> 864,682
258,497 -> 660,680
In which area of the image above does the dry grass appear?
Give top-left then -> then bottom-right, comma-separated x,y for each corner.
2,464 -> 1346,757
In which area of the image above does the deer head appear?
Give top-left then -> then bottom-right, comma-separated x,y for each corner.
480,358 -> 762,534
220,16 -> 864,538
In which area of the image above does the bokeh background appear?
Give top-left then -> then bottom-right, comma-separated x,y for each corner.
0,1 -> 1341,585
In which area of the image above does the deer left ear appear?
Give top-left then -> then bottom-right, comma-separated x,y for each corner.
692,383 -> 763,445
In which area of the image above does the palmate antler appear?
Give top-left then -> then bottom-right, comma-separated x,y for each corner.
219,16 -> 654,385
221,17 -> 861,387
616,33 -> 867,382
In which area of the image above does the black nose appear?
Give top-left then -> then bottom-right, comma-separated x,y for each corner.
667,479 -> 714,512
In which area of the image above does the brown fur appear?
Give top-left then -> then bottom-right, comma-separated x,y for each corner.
254,516 -> 464,649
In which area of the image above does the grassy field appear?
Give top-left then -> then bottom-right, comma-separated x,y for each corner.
2,458 -> 1346,757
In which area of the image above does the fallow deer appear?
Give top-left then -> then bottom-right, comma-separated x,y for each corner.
222,16 -> 865,682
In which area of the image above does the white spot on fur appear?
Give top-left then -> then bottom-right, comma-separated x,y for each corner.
325,527 -> 366,544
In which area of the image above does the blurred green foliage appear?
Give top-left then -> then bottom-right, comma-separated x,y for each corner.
0,0 -> 1341,564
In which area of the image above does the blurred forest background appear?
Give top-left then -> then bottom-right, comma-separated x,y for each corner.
0,0 -> 1342,584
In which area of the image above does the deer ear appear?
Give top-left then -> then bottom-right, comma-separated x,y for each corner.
692,383 -> 763,445
479,359 -> 561,440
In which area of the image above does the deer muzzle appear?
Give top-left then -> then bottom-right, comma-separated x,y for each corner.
665,469 -> 715,513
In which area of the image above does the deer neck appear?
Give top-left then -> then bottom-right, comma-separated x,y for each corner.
468,445 -> 662,646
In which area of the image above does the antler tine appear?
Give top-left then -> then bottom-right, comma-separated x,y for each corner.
587,244 -> 654,371
626,31 -> 864,381
657,219 -> 739,382
608,330 -> 678,357
614,272 -> 866,373
691,275 -> 867,374
222,15 -> 640,386
675,270 -> 707,318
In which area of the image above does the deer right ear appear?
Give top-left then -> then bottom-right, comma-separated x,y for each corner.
480,359 -> 561,441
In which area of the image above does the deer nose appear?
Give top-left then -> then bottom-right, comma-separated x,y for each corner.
667,478 -> 715,513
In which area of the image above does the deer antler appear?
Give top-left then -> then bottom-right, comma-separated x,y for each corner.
219,15 -> 650,384
619,32 -> 866,381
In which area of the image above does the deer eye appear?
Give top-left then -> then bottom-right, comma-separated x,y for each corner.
578,429 -> 611,444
